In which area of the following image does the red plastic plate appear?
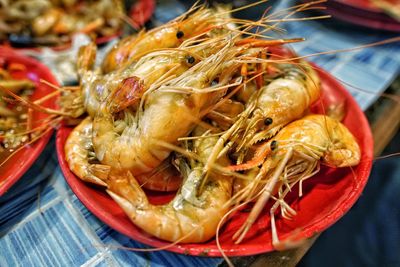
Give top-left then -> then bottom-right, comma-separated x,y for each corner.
333,0 -> 380,12
56,64 -> 373,257
0,47 -> 59,196
129,0 -> 156,28
326,0 -> 400,31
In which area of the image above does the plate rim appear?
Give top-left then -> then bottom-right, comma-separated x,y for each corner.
326,0 -> 400,32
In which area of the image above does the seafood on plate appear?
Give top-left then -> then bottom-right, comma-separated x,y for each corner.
0,62 -> 36,164
58,5 -> 244,119
201,59 -> 322,189
229,114 -> 361,246
0,0 -> 124,46
100,5 -> 231,73
7,1 -> 365,254
107,126 -> 234,243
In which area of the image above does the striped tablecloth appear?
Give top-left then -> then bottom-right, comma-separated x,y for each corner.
1,1 -> 399,266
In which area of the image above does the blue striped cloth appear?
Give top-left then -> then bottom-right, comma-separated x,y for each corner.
1,1 -> 399,266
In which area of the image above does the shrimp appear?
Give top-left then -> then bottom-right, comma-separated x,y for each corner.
91,41 -> 245,176
230,114 -> 361,245
64,117 -> 111,186
106,127 -> 233,243
101,5 -> 225,73
32,8 -> 62,36
202,60 -> 321,183
65,117 -> 183,191
61,32 -> 231,120
60,44 -> 195,119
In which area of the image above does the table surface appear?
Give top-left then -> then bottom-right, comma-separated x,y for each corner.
1,1 -> 400,266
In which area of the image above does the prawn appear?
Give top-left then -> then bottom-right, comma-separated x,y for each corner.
201,60 -> 321,186
64,117 -> 111,186
230,114 -> 361,245
91,40 -> 249,175
100,5 -> 228,73
65,117 -> 183,191
106,126 -> 233,243
62,32 -> 232,119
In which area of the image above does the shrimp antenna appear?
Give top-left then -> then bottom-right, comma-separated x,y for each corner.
0,86 -> 70,117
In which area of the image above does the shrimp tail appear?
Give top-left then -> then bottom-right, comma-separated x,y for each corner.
135,158 -> 183,192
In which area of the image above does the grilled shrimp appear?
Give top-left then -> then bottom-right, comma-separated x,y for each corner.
79,45 -> 198,117
62,30 -> 233,120
61,44 -> 198,119
202,60 -> 321,179
101,5 -> 225,73
64,117 -> 110,186
106,127 -> 233,243
230,114 -> 360,245
65,117 -> 183,191
91,41 -> 245,175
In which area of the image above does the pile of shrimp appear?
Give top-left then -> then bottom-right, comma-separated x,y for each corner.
0,58 -> 63,167
0,61 -> 36,163
0,0 -> 124,46
1,0 -> 363,260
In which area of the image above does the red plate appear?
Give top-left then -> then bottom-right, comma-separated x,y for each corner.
325,0 -> 400,31
56,64 -> 373,257
129,0 -> 156,28
0,47 -> 59,196
333,0 -> 379,11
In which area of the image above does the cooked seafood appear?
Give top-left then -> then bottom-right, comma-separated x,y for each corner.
230,114 -> 360,245
0,63 -> 35,163
50,1 -> 366,253
67,34 -> 230,119
0,0 -> 124,46
92,41 -> 244,175
101,6 -> 223,73
64,116 -> 110,186
201,60 -> 321,188
107,127 -> 233,243
65,116 -> 183,191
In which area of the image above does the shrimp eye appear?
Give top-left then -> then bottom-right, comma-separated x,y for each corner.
211,78 -> 219,86
186,56 -> 195,64
264,117 -> 273,125
176,30 -> 184,39
270,140 -> 277,151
